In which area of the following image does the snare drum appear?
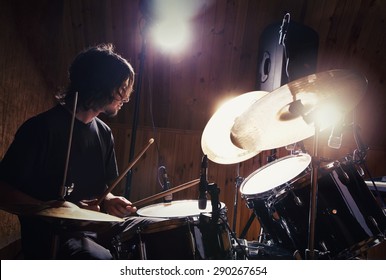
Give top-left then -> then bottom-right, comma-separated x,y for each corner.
137,200 -> 223,218
114,200 -> 232,260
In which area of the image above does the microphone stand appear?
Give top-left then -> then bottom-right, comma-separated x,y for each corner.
232,164 -> 244,234
202,182 -> 222,258
125,19 -> 149,199
207,182 -> 221,222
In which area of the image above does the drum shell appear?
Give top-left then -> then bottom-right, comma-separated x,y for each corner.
250,160 -> 386,259
112,200 -> 232,260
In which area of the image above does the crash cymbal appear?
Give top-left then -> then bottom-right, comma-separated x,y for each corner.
201,91 -> 269,164
36,201 -> 123,222
231,69 -> 368,151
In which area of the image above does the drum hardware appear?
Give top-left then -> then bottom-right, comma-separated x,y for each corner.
365,180 -> 386,214
116,200 -> 233,260
368,216 -> 385,237
232,170 -> 244,234
207,182 -> 221,221
351,123 -> 386,212
138,228 -> 147,260
286,97 -> 323,259
207,174 -> 250,259
201,68 -> 375,259
59,92 -> 78,201
199,155 -> 209,210
234,239 -> 296,260
335,162 -> 350,182
52,92 -> 80,258
289,190 -> 303,206
239,212 -> 257,239
239,151 -> 386,259
158,166 -> 173,203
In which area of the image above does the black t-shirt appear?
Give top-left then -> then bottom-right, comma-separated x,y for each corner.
0,105 -> 120,258
0,104 -> 118,203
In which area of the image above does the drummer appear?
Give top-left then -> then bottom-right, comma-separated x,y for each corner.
0,44 -> 161,259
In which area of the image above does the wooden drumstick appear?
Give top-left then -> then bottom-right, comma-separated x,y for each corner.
132,178 -> 200,208
96,138 -> 154,205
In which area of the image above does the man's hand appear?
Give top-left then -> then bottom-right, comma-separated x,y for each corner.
102,193 -> 137,218
78,199 -> 101,212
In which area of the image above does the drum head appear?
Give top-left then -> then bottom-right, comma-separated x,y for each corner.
137,200 -> 224,218
241,153 -> 311,196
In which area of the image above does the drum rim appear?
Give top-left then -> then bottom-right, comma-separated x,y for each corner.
137,199 -> 226,218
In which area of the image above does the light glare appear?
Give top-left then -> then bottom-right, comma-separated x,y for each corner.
152,20 -> 190,51
148,0 -> 209,52
313,103 -> 344,129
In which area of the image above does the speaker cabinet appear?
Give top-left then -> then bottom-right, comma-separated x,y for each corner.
257,20 -> 319,92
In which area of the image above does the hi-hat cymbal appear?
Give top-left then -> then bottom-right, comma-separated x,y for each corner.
231,69 -> 368,152
36,201 -> 123,222
201,91 -> 269,164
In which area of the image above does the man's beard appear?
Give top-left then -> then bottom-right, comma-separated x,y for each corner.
104,107 -> 119,117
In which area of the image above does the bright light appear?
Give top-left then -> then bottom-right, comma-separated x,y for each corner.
147,0 -> 208,52
151,19 -> 190,51
312,102 -> 344,130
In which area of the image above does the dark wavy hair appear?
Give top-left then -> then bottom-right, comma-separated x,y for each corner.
56,43 -> 134,111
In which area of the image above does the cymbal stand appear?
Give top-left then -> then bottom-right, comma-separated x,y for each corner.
59,92 -> 78,200
289,99 -> 321,259
51,92 -> 78,259
232,164 -> 244,234
306,121 -> 321,260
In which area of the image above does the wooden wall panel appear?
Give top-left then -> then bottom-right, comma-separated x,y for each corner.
0,0 -> 55,252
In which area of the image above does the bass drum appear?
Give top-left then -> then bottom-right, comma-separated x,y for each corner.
113,200 -> 233,260
244,159 -> 386,259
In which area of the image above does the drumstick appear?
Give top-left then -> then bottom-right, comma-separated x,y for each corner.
132,178 -> 200,208
96,138 -> 154,205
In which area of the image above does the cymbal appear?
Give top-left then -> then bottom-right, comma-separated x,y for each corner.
36,201 -> 123,222
231,69 -> 368,151
201,91 -> 269,164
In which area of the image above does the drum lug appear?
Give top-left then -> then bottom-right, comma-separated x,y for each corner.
290,190 -> 303,207
356,165 -> 365,177
332,161 -> 350,183
368,216 -> 386,237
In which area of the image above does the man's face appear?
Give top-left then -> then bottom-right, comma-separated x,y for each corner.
103,79 -> 133,117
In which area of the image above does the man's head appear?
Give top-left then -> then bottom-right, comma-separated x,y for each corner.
58,43 -> 134,116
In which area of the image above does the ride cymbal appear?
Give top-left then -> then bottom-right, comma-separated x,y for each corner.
230,69 -> 368,152
201,91 -> 269,164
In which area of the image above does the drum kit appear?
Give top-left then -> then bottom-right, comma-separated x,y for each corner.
5,69 -> 386,260
200,69 -> 386,259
